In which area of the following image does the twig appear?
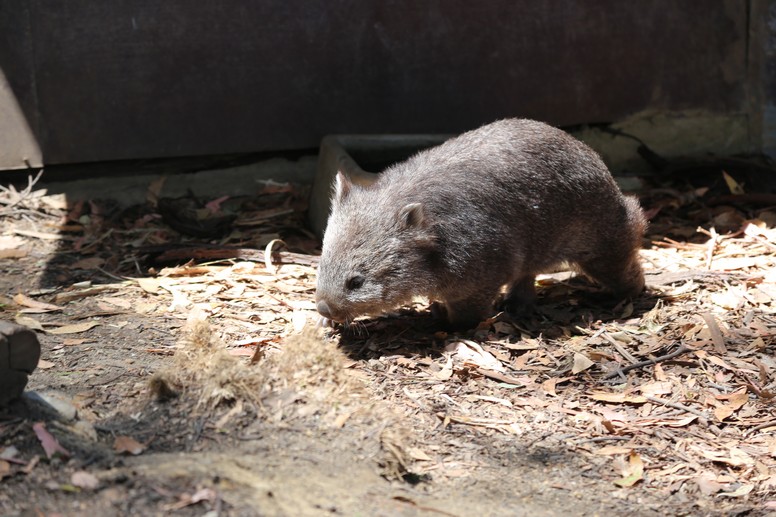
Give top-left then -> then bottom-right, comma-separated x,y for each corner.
699,226 -> 719,270
392,496 -> 462,517
97,267 -> 130,282
574,436 -> 633,445
474,367 -> 526,386
745,420 -> 776,436
644,395 -> 708,422
731,369 -> 776,400
600,331 -> 638,364
147,246 -> 320,267
600,345 -> 694,381
653,238 -> 707,250
0,169 -> 44,209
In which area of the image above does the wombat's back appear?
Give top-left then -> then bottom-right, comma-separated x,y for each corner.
380,118 -> 643,277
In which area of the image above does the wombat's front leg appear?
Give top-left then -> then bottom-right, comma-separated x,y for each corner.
442,290 -> 500,331
501,275 -> 537,316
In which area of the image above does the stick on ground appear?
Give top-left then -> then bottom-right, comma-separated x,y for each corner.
600,345 -> 694,382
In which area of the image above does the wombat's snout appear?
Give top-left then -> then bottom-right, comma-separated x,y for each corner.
316,299 -> 341,321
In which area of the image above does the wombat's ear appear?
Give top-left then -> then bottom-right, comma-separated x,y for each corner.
399,203 -> 426,229
333,171 -> 352,203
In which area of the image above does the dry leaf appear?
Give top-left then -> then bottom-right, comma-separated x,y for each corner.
39,193 -> 68,210
165,487 -> 218,511
146,176 -> 167,206
69,257 -> 106,270
0,248 -> 27,259
572,353 -> 594,374
0,460 -> 10,480
13,293 -> 63,313
595,446 -> 633,456
653,362 -> 667,381
433,354 -> 454,380
291,311 -> 307,333
37,359 -> 55,369
0,235 -> 26,250
542,377 -> 559,397
13,229 -> 61,241
695,472 -> 723,495
700,447 -> 754,467
445,340 -> 504,372
113,436 -> 146,455
651,415 -> 698,427
71,471 -> 99,490
713,388 -> 748,422
502,340 -> 540,351
638,381 -> 673,397
714,405 -> 735,422
136,278 -> 161,294
32,422 -> 70,459
711,256 -> 765,271
14,315 -> 44,331
613,451 -> 644,487
718,484 -> 755,498
700,313 -> 727,353
408,448 -> 432,461
100,296 -> 132,309
722,170 -> 745,195
710,289 -> 743,310
702,354 -> 734,371
46,321 -> 99,335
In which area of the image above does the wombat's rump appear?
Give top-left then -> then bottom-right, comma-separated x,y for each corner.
315,118 -> 646,330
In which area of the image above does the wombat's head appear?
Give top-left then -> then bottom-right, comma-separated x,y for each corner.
315,172 -> 437,323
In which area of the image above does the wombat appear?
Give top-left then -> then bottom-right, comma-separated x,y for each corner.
315,118 -> 646,330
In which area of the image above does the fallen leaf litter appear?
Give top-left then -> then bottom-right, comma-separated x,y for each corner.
0,167 -> 775,512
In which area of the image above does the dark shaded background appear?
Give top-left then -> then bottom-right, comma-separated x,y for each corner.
0,1 -> 771,169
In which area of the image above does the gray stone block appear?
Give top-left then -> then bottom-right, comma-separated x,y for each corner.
0,321 -> 41,406
308,134 -> 449,239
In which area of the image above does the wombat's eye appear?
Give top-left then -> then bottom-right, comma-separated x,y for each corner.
346,275 -> 365,290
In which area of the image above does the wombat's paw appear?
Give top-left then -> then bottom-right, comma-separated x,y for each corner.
316,315 -> 337,328
429,301 -> 448,320
501,301 -> 536,321
445,309 -> 489,332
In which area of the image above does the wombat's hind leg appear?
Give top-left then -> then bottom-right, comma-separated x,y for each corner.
500,275 -> 537,317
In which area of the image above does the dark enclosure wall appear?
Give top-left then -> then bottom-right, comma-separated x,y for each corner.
0,0 -> 771,170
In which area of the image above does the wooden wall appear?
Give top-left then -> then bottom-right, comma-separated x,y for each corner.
0,1 -> 765,170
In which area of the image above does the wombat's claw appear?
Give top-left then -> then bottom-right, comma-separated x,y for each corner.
316,316 -> 335,328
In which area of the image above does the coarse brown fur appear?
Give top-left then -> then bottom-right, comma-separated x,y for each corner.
315,118 -> 646,330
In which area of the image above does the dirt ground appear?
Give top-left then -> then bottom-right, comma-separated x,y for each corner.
1,162 -> 776,516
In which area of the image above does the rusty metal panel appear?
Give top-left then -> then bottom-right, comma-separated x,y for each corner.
1,1 -> 750,166
0,0 -> 42,169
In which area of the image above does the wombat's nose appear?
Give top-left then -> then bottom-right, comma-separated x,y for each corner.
316,300 -> 333,319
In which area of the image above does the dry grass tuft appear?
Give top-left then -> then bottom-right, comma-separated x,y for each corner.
261,325 -> 360,395
165,318 -> 265,408
160,315 -> 366,420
